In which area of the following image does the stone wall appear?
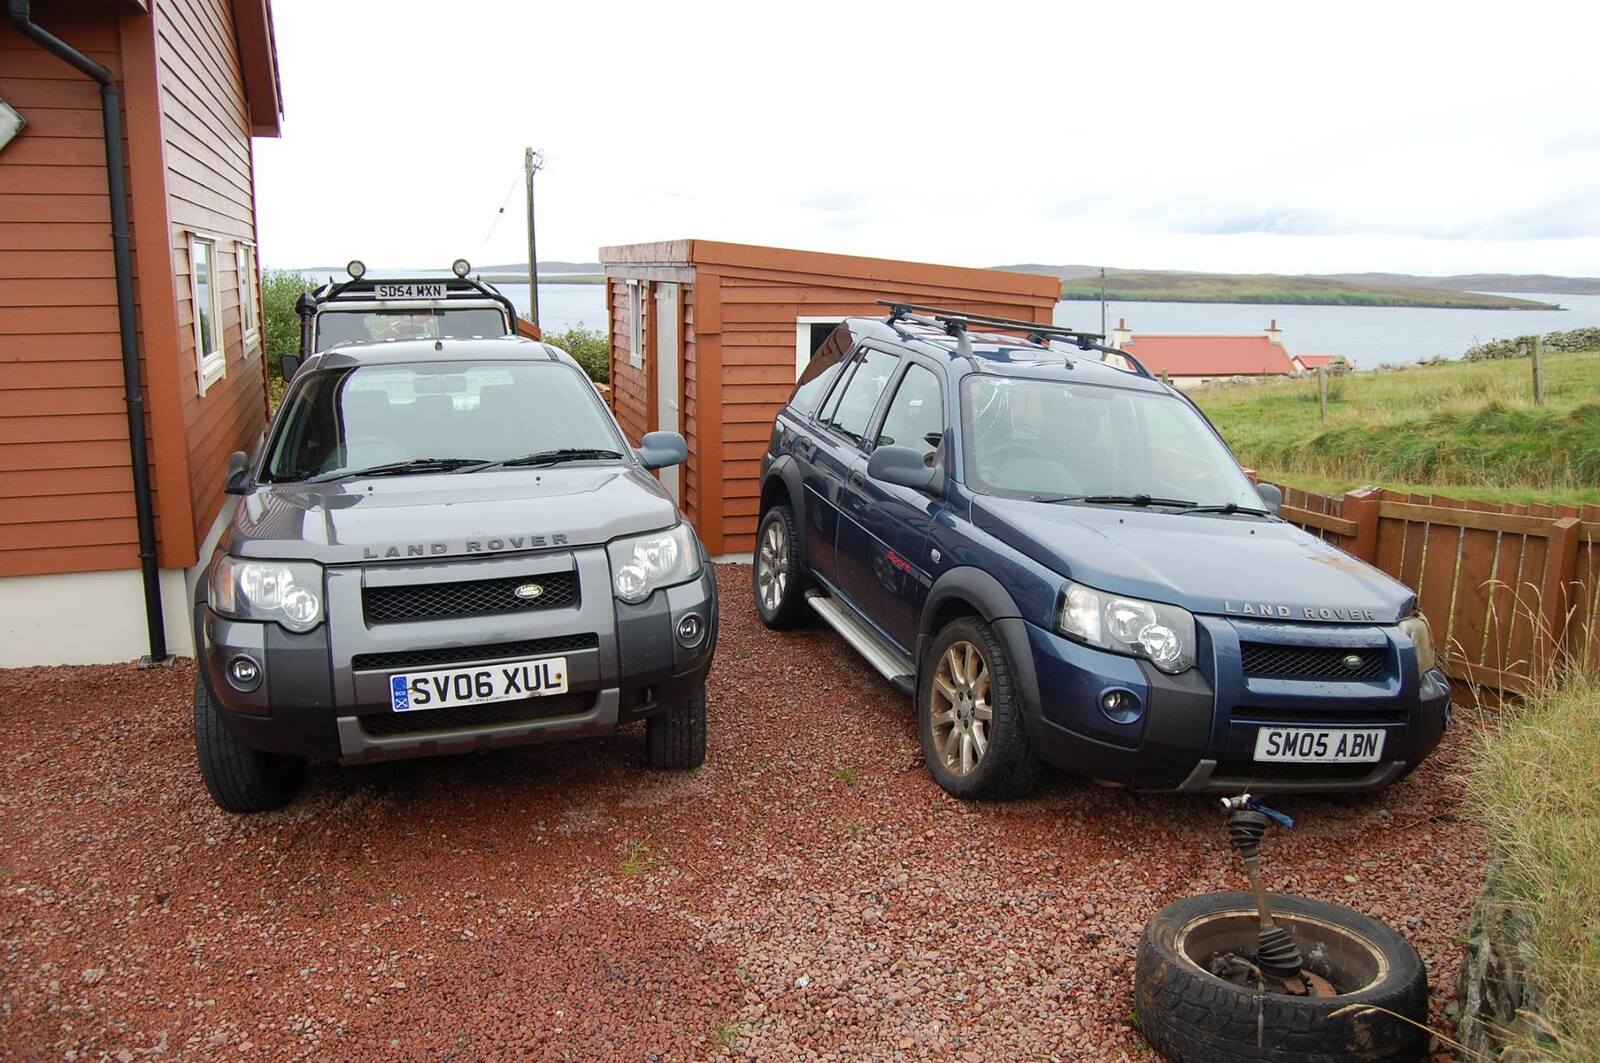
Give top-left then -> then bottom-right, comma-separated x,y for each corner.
1463,327 -> 1600,361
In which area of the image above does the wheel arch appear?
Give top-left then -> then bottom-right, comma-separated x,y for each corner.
918,566 -> 1042,730
758,455 -> 809,566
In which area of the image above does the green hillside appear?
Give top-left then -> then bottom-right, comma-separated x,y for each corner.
1190,350 -> 1600,505
1054,270 -> 1556,309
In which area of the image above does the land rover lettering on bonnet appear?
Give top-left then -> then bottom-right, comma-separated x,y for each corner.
191,335 -> 717,814
751,303 -> 1448,798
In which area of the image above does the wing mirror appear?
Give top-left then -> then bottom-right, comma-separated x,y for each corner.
278,353 -> 302,382
638,431 -> 687,470
867,444 -> 937,492
1256,481 -> 1283,515
224,450 -> 251,495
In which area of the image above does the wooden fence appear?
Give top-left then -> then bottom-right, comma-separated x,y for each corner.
1267,484 -> 1600,693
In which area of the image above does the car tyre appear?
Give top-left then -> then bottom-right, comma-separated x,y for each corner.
753,504 -> 810,629
193,675 -> 305,814
918,616 -> 1038,799
646,681 -> 707,770
1134,891 -> 1429,1062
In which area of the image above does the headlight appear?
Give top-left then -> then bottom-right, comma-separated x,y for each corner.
1057,580 -> 1196,674
208,555 -> 324,632
607,524 -> 701,604
1398,613 -> 1438,674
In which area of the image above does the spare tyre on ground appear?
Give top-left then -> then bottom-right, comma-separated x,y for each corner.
1134,891 -> 1429,1063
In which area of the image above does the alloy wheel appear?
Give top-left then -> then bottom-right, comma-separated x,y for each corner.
757,520 -> 787,613
930,641 -> 993,775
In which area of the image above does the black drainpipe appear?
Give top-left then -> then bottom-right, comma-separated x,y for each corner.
9,0 -> 168,663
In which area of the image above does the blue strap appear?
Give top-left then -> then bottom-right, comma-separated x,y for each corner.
1248,796 -> 1295,830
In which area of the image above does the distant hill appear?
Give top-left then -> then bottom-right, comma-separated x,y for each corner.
1321,273 -> 1600,296
477,261 -> 602,275
993,265 -> 1562,310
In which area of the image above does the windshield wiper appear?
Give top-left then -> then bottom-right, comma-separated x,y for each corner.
1034,493 -> 1199,508
1180,502 -> 1273,517
480,447 -> 625,469
307,457 -> 491,483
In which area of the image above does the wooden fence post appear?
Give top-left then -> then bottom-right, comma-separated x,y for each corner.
1538,516 -> 1582,675
1530,334 -> 1544,406
1343,486 -> 1383,563
1318,366 -> 1328,422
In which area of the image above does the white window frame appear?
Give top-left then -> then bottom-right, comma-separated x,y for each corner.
189,232 -> 226,395
236,241 -> 260,356
795,316 -> 844,380
627,279 -> 644,369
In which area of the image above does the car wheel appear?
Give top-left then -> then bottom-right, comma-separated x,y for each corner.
193,675 -> 305,814
646,682 -> 707,770
918,616 -> 1038,799
752,504 -> 810,629
1135,891 -> 1429,1062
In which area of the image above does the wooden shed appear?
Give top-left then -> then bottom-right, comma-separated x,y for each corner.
1,0 -> 282,665
598,240 -> 1059,556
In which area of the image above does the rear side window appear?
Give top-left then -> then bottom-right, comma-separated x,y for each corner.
788,323 -> 853,416
822,348 -> 899,446
875,363 -> 944,462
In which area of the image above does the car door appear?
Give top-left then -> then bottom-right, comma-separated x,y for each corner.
805,346 -> 900,593
836,360 -> 947,650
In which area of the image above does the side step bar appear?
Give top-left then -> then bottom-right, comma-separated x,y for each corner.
806,591 -> 916,694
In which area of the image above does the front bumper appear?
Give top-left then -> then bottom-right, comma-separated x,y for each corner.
198,555 -> 717,763
992,617 -> 1450,794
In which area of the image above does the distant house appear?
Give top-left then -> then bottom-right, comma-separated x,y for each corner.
1292,353 -> 1349,373
1110,318 -> 1297,387
1,1 -> 283,666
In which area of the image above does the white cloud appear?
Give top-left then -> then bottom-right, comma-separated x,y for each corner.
254,0 -> 1600,275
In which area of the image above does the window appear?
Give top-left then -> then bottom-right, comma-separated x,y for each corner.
627,280 -> 644,369
190,234 -> 224,395
263,361 -> 624,483
315,308 -> 509,351
875,363 -> 944,463
236,243 -> 259,352
822,348 -> 898,446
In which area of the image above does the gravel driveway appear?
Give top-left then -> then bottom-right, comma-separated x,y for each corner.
1,564 -> 1482,1061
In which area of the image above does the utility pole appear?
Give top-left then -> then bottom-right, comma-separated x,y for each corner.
524,147 -> 544,329
1099,267 -> 1107,338
1318,366 -> 1329,422
1530,334 -> 1544,405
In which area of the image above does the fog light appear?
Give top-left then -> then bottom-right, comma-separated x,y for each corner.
227,654 -> 262,692
676,613 -> 704,646
346,259 -> 366,280
1098,688 -> 1141,724
451,258 -> 471,278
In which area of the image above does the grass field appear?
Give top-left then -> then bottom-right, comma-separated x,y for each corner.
1190,350 -> 1600,506
1468,668 -> 1600,1060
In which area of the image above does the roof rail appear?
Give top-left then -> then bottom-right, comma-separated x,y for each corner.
876,301 -> 1154,379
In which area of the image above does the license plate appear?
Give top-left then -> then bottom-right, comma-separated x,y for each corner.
388,656 -> 568,712
373,282 -> 445,300
1253,726 -> 1384,763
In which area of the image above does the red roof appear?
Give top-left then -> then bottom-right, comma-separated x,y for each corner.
1293,354 -> 1341,370
1121,334 -> 1295,377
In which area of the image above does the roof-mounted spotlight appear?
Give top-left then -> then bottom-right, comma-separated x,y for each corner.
346,259 -> 367,280
451,258 -> 471,278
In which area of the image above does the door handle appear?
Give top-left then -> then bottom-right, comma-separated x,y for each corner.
848,469 -> 866,488
795,437 -> 815,457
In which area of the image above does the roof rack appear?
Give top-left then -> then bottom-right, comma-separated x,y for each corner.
308,274 -> 518,320
876,301 -> 1153,379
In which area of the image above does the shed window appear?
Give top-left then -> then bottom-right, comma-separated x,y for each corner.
237,243 -> 259,353
191,234 -> 225,395
627,280 -> 644,369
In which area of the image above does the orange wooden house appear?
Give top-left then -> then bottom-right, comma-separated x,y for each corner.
1,0 -> 281,665
598,241 -> 1060,557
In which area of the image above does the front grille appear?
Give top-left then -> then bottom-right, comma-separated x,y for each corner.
360,690 -> 598,736
1241,642 -> 1386,681
1214,760 -> 1381,782
351,633 -> 598,672
1232,707 -> 1407,725
364,571 -> 578,624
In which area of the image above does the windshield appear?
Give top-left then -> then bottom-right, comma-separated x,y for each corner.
264,361 -> 624,482
960,376 -> 1261,508
314,307 -> 508,351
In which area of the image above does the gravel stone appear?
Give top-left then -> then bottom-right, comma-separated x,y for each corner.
0,564 -> 1484,1059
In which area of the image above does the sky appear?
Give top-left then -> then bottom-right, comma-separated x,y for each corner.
254,0 -> 1600,277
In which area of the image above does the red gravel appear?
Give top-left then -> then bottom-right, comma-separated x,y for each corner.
1,563 -> 1483,1060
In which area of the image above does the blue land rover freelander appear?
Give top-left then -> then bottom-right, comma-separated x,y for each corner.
752,303 -> 1448,797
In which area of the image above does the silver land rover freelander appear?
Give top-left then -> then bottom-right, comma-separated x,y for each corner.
193,334 -> 716,813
